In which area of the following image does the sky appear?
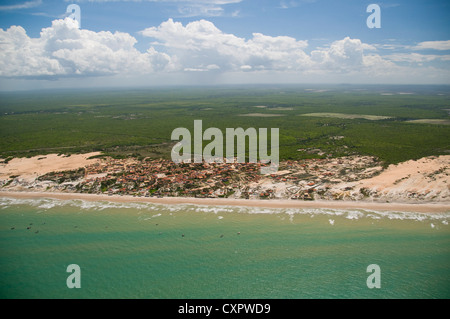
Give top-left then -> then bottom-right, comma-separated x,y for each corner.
0,0 -> 449,90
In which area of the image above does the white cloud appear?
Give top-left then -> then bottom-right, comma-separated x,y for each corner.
66,0 -> 242,17
0,18 -> 173,77
0,25 -> 64,77
0,18 -> 448,85
168,0 -> 243,18
141,21 -> 389,75
176,4 -> 224,17
141,19 -> 311,72
311,37 -> 378,72
373,40 -> 450,52
414,40 -> 450,51
279,0 -> 316,9
0,0 -> 42,11
384,53 -> 450,63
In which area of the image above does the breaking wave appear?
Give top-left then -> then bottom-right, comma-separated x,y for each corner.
1,196 -> 449,223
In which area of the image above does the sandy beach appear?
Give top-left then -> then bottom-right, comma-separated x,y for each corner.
0,190 -> 449,213
1,152 -> 449,213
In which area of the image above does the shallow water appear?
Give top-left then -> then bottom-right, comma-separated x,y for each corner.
1,197 -> 449,299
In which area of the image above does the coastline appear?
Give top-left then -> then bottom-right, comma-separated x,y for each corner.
1,190 -> 449,213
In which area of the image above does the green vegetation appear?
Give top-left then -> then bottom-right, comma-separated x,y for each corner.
405,119 -> 450,125
0,85 -> 449,165
37,168 -> 85,184
300,112 -> 393,120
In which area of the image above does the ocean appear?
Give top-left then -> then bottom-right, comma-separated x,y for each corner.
1,196 -> 449,299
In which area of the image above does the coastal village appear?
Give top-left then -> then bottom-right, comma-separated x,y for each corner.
1,155 -> 384,200
1,153 -> 449,202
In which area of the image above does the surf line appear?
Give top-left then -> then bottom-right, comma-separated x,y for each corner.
178,303 -> 213,317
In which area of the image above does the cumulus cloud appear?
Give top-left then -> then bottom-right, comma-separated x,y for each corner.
141,20 -> 394,76
141,18 -> 311,72
310,37 -> 381,72
0,18 -> 173,77
0,17 -> 446,83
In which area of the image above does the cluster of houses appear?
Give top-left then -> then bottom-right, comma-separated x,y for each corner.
0,153 -> 387,200
73,155 -> 383,200
79,158 -> 265,198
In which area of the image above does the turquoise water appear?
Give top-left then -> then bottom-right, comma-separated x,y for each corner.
1,196 -> 449,299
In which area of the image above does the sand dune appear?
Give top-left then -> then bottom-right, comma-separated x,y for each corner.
0,152 -> 102,182
336,155 -> 450,202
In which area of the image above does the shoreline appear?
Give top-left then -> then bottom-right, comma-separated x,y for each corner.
2,153 -> 449,206
1,190 -> 449,213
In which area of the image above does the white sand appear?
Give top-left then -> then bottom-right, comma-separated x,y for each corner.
342,155 -> 450,201
0,152 -> 102,181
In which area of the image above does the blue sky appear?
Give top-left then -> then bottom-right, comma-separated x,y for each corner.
0,0 -> 449,90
